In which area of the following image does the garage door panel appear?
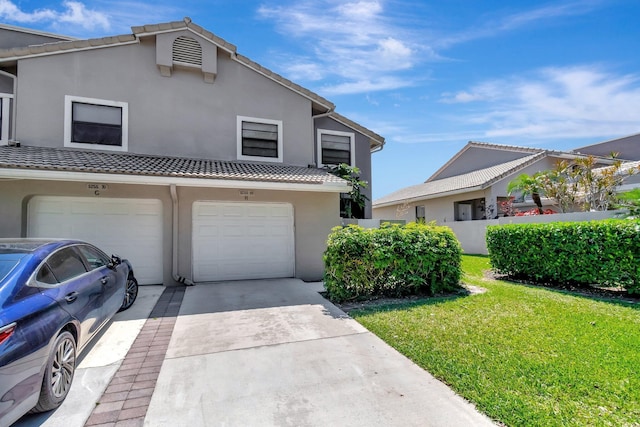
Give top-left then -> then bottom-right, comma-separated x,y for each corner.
28,196 -> 163,285
192,201 -> 294,282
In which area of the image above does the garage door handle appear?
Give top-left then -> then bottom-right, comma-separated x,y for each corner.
65,292 -> 78,303
101,277 -> 109,285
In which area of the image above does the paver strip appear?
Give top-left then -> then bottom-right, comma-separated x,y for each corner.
84,286 -> 186,427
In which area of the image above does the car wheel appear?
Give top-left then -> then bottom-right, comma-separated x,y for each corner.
118,275 -> 138,312
32,331 -> 76,413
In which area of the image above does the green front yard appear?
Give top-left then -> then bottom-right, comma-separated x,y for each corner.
350,255 -> 640,426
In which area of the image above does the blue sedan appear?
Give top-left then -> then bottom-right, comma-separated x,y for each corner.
0,239 -> 138,427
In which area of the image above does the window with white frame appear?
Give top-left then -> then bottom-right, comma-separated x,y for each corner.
415,205 -> 426,222
317,129 -> 355,167
0,93 -> 12,144
237,116 -> 283,162
64,95 -> 128,151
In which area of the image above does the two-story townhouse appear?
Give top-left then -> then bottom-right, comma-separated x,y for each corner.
0,18 -> 385,285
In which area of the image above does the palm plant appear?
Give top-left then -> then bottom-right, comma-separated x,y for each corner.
507,173 -> 544,214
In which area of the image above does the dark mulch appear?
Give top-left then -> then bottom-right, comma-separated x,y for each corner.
326,284 -> 486,313
485,270 -> 640,304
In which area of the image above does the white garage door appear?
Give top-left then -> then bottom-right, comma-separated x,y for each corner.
28,196 -> 163,285
192,201 -> 294,282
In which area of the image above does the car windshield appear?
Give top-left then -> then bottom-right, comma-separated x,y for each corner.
0,253 -> 27,283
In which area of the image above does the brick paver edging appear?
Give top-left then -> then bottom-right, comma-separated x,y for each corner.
84,286 -> 186,427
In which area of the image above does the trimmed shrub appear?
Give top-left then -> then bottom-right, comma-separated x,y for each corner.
323,222 -> 462,302
486,220 -> 640,294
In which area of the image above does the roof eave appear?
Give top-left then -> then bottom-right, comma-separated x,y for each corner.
373,185 -> 485,208
0,168 -> 351,193
326,113 -> 385,151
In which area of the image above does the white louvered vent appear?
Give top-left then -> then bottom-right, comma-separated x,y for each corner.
172,36 -> 202,67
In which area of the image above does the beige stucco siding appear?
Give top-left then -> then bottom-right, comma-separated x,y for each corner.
14,40 -> 315,166
0,179 -> 339,283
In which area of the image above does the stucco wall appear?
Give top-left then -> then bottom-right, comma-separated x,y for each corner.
13,39 -> 316,166
0,179 -> 340,283
447,211 -> 623,255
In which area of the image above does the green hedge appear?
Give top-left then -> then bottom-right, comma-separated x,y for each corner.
323,222 -> 462,302
486,220 -> 640,294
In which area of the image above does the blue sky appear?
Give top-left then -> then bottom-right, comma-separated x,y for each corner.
2,0 -> 640,199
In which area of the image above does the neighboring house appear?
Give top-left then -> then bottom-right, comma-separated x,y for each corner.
573,132 -> 640,161
0,23 -> 75,49
373,141 -> 614,224
0,18 -> 384,285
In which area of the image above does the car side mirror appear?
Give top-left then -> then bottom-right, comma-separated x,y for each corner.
108,254 -> 122,269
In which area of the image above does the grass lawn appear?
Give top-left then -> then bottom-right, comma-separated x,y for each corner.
350,255 -> 640,427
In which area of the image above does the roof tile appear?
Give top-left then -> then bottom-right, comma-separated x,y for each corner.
0,146 -> 346,186
374,153 -> 545,206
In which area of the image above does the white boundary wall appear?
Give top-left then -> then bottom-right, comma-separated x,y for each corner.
446,211 -> 624,255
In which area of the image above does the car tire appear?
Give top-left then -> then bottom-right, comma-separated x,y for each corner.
118,275 -> 138,312
32,331 -> 76,413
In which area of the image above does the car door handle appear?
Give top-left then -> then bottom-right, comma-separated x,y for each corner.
65,292 -> 78,303
101,277 -> 109,285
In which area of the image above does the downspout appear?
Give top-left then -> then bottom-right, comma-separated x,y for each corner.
169,184 -> 194,286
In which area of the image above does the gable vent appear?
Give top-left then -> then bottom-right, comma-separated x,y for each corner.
172,36 -> 202,67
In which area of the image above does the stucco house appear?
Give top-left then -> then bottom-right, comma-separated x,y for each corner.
372,141 -> 615,224
0,18 -> 385,285
573,132 -> 640,161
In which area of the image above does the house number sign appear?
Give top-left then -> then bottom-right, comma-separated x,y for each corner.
87,183 -> 109,195
239,190 -> 254,200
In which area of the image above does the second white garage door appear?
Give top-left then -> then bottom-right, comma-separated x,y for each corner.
192,201 -> 294,282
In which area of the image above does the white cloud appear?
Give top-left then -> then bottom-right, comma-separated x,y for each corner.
322,77 -> 414,95
437,0 -> 604,48
0,0 -> 110,31
258,0 -> 423,94
439,65 -> 640,141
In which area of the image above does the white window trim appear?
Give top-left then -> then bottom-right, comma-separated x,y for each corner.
64,95 -> 129,152
317,128 -> 356,168
0,92 -> 13,145
236,116 -> 283,163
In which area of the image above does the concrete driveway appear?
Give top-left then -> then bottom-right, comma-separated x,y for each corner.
144,279 -> 495,427
13,279 -> 495,427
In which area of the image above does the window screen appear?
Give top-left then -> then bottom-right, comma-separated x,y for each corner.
72,102 -> 122,146
241,121 -> 279,158
321,133 -> 351,165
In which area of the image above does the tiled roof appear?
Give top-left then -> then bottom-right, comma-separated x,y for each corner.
374,153 -> 545,206
0,145 -> 346,186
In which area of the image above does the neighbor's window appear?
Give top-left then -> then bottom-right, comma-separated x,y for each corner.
237,116 -> 283,162
0,94 -> 12,144
317,129 -> 355,167
64,95 -> 129,151
416,205 -> 426,221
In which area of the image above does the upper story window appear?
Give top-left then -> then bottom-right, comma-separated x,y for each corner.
64,95 -> 128,152
317,129 -> 355,167
237,116 -> 283,163
0,93 -> 12,145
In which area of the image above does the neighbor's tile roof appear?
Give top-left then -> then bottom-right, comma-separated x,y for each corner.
0,145 -> 346,185
374,153 -> 545,206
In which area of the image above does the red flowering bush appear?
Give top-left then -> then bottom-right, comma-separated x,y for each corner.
514,208 -> 557,216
